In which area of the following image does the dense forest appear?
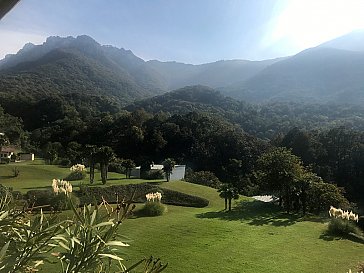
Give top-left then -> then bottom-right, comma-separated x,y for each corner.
1,85 -> 363,208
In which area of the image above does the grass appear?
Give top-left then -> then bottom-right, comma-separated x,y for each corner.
1,161 -> 364,272
121,181 -> 364,273
0,159 -> 164,193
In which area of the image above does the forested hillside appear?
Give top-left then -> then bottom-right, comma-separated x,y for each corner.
127,85 -> 364,139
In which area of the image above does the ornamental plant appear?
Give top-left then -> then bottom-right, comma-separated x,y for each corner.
0,182 -> 168,272
139,192 -> 166,216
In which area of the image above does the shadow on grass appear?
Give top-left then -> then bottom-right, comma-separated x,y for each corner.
0,175 -> 14,180
23,186 -> 51,190
320,231 -> 364,244
196,200 -> 323,227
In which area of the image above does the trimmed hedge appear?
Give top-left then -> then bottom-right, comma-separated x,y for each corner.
24,189 -> 80,211
77,183 -> 209,208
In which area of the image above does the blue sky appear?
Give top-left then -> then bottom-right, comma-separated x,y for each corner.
1,0 -> 364,64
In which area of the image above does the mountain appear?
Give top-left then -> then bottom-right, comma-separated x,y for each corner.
146,58 -> 282,90
125,85 -> 364,139
318,29 -> 364,52
226,47 -> 364,104
0,35 -> 166,104
2,32 -> 364,106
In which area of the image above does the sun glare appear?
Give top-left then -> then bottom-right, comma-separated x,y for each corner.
265,0 -> 364,50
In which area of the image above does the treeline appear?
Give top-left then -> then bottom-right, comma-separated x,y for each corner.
34,110 -> 269,185
1,87 -> 364,207
278,127 -> 364,202
126,86 -> 364,139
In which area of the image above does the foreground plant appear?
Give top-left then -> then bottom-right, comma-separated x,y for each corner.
0,182 -> 168,272
0,187 -> 68,272
51,198 -> 134,273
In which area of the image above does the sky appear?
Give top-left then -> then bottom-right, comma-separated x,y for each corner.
1,0 -> 364,64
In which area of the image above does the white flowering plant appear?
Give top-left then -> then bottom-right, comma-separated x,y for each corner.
0,182 -> 168,273
70,164 -> 86,173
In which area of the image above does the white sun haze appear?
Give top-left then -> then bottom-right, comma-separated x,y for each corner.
262,0 -> 364,54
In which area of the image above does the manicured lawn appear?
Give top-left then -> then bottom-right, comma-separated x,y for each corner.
0,161 -> 363,272
120,181 -> 364,273
0,160 -> 163,193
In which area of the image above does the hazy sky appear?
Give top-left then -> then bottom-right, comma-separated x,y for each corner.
1,0 -> 364,64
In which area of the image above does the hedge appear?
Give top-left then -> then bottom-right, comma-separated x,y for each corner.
77,183 -> 209,208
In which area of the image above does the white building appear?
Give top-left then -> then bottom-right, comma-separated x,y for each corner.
130,164 -> 186,180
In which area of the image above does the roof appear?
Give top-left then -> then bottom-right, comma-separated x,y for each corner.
0,147 -> 15,153
150,164 -> 164,170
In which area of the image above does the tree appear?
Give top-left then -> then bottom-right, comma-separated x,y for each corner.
84,145 -> 97,184
121,159 -> 136,179
96,146 -> 115,184
218,183 -> 239,211
256,147 -> 304,213
0,133 -> 9,152
162,158 -> 176,182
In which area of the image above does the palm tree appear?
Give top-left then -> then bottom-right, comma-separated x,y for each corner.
121,159 -> 136,179
84,145 -> 97,184
218,183 -> 239,211
96,146 -> 115,184
162,158 -> 176,182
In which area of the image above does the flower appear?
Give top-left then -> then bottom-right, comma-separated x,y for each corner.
145,192 -> 162,202
70,164 -> 86,172
52,179 -> 73,195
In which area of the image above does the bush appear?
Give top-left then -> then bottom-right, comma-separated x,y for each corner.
142,170 -> 164,180
138,202 -> 167,216
56,158 -> 71,167
358,216 -> 364,232
25,190 -> 80,211
76,183 -> 209,208
64,171 -> 86,181
50,193 -> 80,211
327,218 -> 362,236
108,162 -> 124,174
25,190 -> 53,209
0,158 -> 10,164
185,170 -> 221,188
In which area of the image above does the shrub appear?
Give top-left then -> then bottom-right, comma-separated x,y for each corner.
56,158 -> 71,167
142,170 -> 164,180
358,216 -> 364,232
139,201 -> 167,216
0,158 -> 10,164
64,171 -> 86,181
50,192 -> 80,211
25,190 -> 53,209
185,170 -> 221,188
108,162 -> 124,173
76,183 -> 209,208
327,218 -> 362,236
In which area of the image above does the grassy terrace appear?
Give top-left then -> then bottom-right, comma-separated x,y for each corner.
0,161 -> 364,272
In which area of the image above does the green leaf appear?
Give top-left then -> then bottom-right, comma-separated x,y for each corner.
105,241 -> 129,247
98,253 -> 123,261
0,241 -> 9,261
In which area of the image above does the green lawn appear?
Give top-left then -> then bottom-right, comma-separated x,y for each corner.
1,161 -> 364,272
0,160 -> 163,193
